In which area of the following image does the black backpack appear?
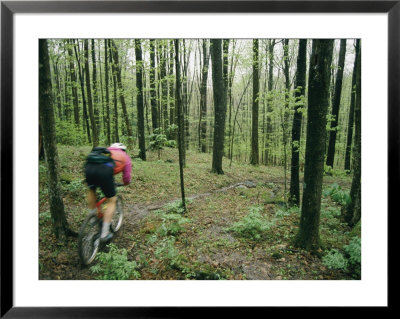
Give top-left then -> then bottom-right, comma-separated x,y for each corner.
86,147 -> 115,166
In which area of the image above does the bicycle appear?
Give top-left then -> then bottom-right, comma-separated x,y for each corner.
78,184 -> 124,265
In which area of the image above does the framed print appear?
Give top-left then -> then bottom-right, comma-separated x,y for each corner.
1,0 -> 396,316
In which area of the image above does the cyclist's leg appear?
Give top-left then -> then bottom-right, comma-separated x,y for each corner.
103,196 -> 117,223
87,188 -> 97,210
98,165 -> 116,239
85,163 -> 98,211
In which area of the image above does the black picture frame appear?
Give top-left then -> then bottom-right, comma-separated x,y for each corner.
1,0 -> 395,317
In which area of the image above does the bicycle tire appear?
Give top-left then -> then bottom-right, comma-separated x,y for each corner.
78,213 -> 101,265
110,196 -> 124,233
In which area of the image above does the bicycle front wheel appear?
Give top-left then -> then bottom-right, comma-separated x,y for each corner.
78,213 -> 101,265
111,196 -> 124,233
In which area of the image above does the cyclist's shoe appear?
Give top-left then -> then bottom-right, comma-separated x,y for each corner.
93,235 -> 101,249
100,233 -> 113,244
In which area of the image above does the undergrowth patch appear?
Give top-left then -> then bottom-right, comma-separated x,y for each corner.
39,145 -> 358,280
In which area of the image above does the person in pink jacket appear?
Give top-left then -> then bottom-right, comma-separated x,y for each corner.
85,143 -> 132,243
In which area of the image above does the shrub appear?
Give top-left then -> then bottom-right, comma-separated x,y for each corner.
149,128 -> 168,151
39,210 -> 52,226
324,165 -> 349,178
55,121 -> 86,146
164,200 -> 191,215
229,206 -> 273,241
321,206 -> 341,219
154,237 -> 182,269
323,183 -> 351,206
322,237 -> 361,278
62,179 -> 86,199
275,206 -> 300,218
322,249 -> 348,270
164,140 -> 177,148
345,236 -> 361,267
90,244 -> 140,280
157,213 -> 191,237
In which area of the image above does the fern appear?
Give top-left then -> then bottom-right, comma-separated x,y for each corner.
90,244 -> 140,280
229,206 -> 272,241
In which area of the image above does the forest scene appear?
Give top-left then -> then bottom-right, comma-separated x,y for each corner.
39,38 -> 361,280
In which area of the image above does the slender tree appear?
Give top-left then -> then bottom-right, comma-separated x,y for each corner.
250,39 -> 259,165
289,39 -> 308,206
159,41 -> 169,135
66,40 -> 80,127
110,40 -> 133,147
344,40 -> 360,171
52,58 -> 63,120
199,39 -> 210,153
210,39 -> 227,174
168,41 -> 175,136
39,123 -> 45,159
326,39 -> 347,168
227,40 -> 237,159
174,39 -> 186,212
91,39 -> 100,130
84,39 -> 99,147
109,40 -> 120,142
104,39 -> 111,145
264,39 -> 276,165
343,40 -> 361,226
135,39 -> 146,160
295,39 -> 334,251
73,40 -> 91,143
39,39 -> 74,241
149,39 -> 159,131
62,49 -> 71,122
282,39 -> 291,198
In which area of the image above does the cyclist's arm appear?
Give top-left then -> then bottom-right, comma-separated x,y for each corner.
122,153 -> 132,185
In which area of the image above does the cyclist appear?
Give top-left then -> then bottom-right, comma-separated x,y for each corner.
84,143 -> 132,243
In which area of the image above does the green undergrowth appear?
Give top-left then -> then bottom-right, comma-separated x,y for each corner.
39,144 -> 358,280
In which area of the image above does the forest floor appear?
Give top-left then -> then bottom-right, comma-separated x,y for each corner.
39,145 -> 360,280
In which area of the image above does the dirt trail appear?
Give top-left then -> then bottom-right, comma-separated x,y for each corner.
122,176 -> 349,226
123,180 -> 258,225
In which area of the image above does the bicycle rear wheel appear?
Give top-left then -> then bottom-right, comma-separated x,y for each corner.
78,213 -> 101,265
110,196 -> 124,233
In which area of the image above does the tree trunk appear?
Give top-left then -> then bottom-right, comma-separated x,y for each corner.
73,40 -> 91,143
181,40 -> 189,161
344,40 -> 360,171
199,39 -> 210,153
39,123 -> 45,160
289,39 -> 307,206
104,39 -> 111,145
109,40 -> 120,142
295,39 -> 334,251
91,39 -> 100,131
343,40 -> 361,226
149,39 -> 159,131
265,39 -> 275,165
326,39 -> 347,168
63,59 -> 71,122
174,39 -> 186,212
66,40 -> 80,127
211,39 -> 227,174
110,40 -> 133,147
282,39 -> 291,200
168,41 -> 175,137
135,39 -> 146,160
159,41 -> 169,135
84,39 -> 99,147
52,61 -> 63,120
250,39 -> 260,165
39,39 -> 71,241
227,40 -> 237,159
